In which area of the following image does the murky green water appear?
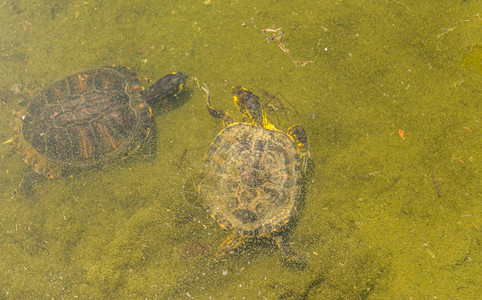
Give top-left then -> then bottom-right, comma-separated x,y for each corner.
1,0 -> 480,298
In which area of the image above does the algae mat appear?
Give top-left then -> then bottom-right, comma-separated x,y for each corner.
0,0 -> 480,298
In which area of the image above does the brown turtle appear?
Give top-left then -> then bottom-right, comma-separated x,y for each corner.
11,66 -> 187,182
198,86 -> 309,267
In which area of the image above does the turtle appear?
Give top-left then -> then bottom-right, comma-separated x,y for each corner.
198,86 -> 309,267
11,65 -> 187,184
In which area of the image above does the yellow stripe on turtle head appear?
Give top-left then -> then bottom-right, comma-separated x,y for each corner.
171,72 -> 185,96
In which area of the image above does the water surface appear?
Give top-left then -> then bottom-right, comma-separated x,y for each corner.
0,0 -> 480,298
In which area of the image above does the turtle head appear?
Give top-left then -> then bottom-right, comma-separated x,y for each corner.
232,86 -> 274,129
143,72 -> 188,107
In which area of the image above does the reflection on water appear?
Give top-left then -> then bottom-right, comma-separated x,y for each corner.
0,0 -> 479,298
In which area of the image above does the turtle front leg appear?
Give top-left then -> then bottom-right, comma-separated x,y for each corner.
286,125 -> 309,157
287,125 -> 309,173
202,86 -> 234,127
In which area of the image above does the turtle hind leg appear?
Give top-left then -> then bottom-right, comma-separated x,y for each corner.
216,232 -> 245,257
273,235 -> 307,270
18,171 -> 44,196
286,125 -> 309,157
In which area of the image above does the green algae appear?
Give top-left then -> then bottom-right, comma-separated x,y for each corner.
0,0 -> 480,298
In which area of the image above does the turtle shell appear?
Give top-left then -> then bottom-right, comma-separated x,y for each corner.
13,66 -> 151,177
199,123 -> 303,237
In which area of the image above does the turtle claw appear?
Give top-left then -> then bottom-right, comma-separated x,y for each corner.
216,233 -> 245,257
203,85 -> 234,127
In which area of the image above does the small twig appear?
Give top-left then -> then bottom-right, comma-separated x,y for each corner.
391,0 -> 410,11
262,27 -> 314,67
436,25 -> 458,39
261,27 -> 282,33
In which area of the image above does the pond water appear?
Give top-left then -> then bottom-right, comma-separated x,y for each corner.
0,0 -> 480,298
